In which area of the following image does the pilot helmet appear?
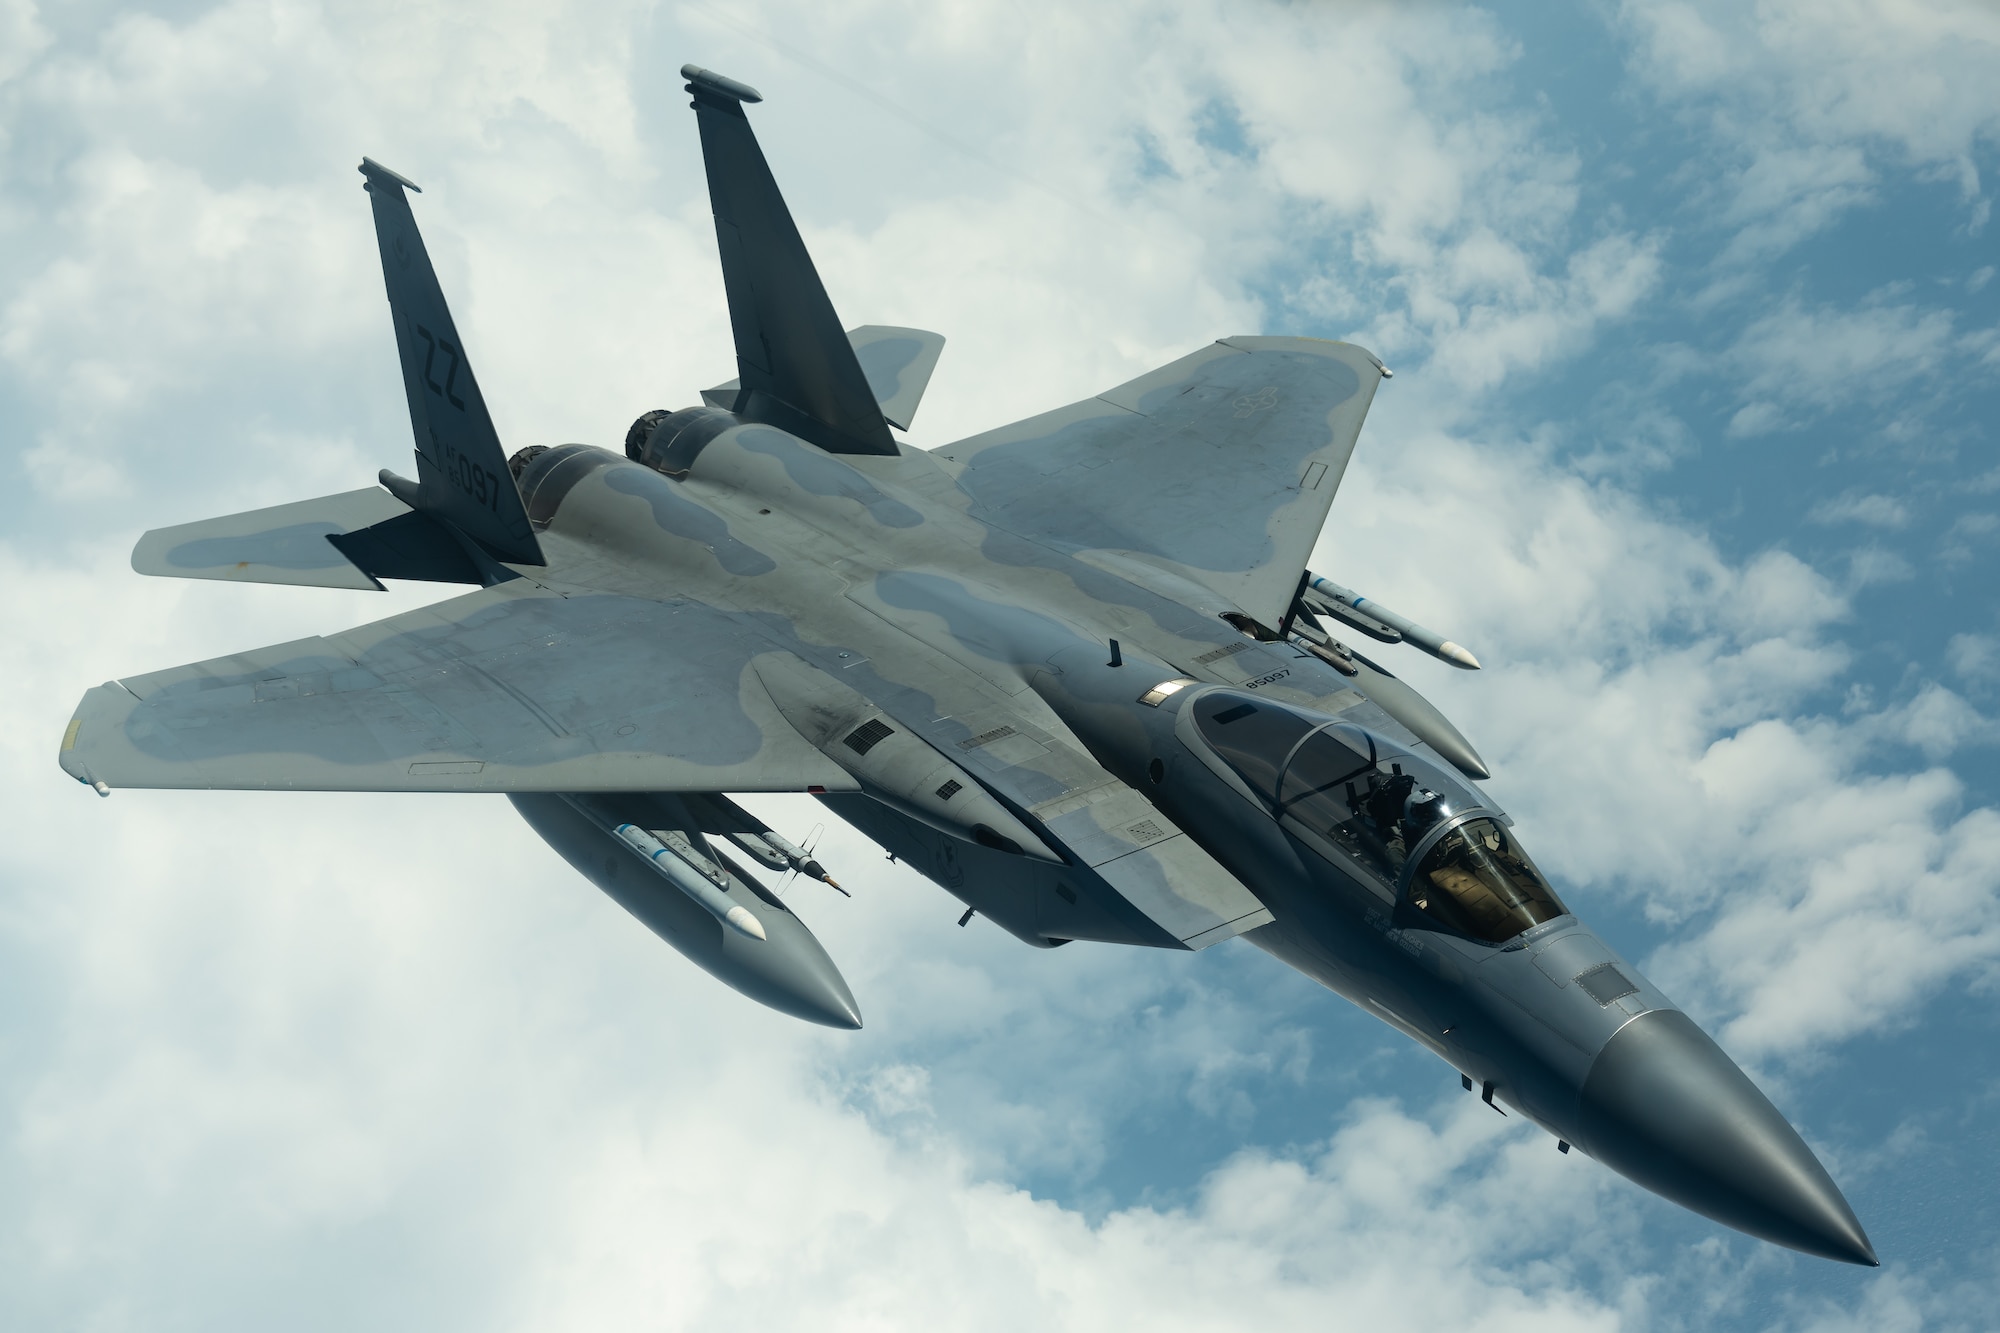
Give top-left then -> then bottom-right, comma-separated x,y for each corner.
1404,785 -> 1447,834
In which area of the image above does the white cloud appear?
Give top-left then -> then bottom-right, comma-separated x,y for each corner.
1947,632 -> 2000,685
1844,545 -> 1915,590
494,1092 -> 1638,1333
1724,294 -> 1966,436
1809,492 -> 1911,528
3,1 -> 1995,1326
1715,143 -> 1876,267
0,0 -> 50,88
1620,0 -> 2000,254
1937,511 -> 2000,567
1414,233 -> 1663,395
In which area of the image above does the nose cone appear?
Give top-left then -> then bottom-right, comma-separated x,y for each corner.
1577,1010 -> 1876,1265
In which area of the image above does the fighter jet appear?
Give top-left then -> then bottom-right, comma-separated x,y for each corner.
57,66 -> 1877,1265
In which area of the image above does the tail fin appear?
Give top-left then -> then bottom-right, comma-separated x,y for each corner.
359,158 -> 544,565
682,66 -> 897,457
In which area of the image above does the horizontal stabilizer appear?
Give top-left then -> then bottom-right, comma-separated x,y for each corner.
131,487 -> 483,590
701,325 -> 946,430
133,488 -> 399,589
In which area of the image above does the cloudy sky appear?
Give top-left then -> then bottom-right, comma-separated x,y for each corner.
3,0 -> 1998,1328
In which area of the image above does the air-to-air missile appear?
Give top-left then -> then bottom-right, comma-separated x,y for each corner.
747,826 -> 841,891
1303,574 -> 1483,670
608,816 -> 769,940
1285,572 -> 1490,781
57,63 -> 1879,1263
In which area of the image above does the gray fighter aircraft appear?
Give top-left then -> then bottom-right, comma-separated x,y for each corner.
58,66 -> 1877,1265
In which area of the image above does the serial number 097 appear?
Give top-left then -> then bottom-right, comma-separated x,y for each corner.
433,436 -> 503,513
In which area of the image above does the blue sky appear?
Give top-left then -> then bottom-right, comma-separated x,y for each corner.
2,1 -> 1997,1329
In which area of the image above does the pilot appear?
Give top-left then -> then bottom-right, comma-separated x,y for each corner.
1402,786 -> 1447,844
1361,771 -> 1417,843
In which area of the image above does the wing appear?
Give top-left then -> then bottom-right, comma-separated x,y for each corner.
58,581 -> 856,794
936,337 -> 1385,628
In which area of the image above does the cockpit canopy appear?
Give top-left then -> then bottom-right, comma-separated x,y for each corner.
1188,690 -> 1567,943
1191,690 -> 1476,883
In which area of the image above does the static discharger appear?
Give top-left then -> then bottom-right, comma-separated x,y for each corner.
614,822 -> 768,940
1305,574 -> 1482,670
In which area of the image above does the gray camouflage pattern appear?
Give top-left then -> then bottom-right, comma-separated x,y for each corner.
53,64 -> 1880,1265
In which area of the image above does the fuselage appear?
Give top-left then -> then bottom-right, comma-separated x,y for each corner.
504,412 -> 1876,1265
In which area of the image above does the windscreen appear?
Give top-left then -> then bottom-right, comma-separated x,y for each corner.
1408,817 -> 1567,943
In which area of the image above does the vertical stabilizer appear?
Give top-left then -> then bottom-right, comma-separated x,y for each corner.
682,66 -> 897,457
359,158 -> 544,565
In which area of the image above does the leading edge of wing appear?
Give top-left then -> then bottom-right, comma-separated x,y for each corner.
58,582 -> 858,795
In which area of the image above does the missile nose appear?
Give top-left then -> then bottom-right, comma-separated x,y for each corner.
1577,1010 -> 1876,1266
1438,641 -> 1481,671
